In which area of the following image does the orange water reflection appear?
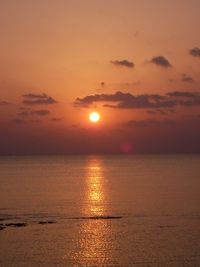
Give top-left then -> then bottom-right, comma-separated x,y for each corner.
70,157 -> 116,266
84,159 -> 105,216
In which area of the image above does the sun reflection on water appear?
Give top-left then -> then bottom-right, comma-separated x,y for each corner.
69,157 -> 117,266
85,161 -> 105,216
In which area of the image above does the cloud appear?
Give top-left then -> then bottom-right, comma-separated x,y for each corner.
12,119 -> 25,124
23,93 -> 49,99
0,101 -> 10,106
19,107 -> 30,111
18,111 -> 29,116
147,110 -> 158,115
75,91 -> 176,109
182,74 -> 194,83
22,93 -> 57,105
151,56 -> 172,68
147,109 -> 168,115
30,110 -> 51,116
18,109 -> 51,116
75,91 -> 134,107
111,60 -> 134,68
50,117 -> 62,122
126,119 -> 175,127
189,47 -> 200,57
75,90 -> 200,109
167,91 -> 196,97
30,119 -> 41,123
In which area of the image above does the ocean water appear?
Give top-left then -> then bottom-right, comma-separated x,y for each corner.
0,155 -> 200,267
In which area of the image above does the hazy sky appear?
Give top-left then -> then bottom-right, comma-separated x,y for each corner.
0,0 -> 200,154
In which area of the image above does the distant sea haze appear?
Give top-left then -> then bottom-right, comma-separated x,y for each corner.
1,155 -> 200,266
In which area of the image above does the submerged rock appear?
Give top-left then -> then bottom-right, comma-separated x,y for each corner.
5,222 -> 27,227
38,221 -> 56,225
159,225 -> 177,229
0,226 -> 5,231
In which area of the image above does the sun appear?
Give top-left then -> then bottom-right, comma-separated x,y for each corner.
89,112 -> 100,123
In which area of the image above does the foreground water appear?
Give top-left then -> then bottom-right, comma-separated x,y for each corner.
0,155 -> 200,266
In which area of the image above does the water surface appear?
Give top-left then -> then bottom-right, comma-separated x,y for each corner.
0,155 -> 200,266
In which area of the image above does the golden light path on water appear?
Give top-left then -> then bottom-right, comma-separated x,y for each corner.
70,158 -> 117,266
86,160 -> 104,216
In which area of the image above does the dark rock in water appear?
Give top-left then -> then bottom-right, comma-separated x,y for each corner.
5,223 -> 13,227
14,223 -> 27,227
5,223 -> 27,227
38,221 -> 56,225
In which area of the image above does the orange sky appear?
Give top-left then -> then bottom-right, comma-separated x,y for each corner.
0,0 -> 200,154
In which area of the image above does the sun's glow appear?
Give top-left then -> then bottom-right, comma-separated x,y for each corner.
89,112 -> 100,123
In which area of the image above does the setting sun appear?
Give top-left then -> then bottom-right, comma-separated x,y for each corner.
89,112 -> 100,123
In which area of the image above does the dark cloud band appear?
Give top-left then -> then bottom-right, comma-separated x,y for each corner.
189,47 -> 200,57
22,93 -> 57,105
75,90 -> 200,109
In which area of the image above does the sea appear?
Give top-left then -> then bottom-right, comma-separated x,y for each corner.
0,155 -> 200,267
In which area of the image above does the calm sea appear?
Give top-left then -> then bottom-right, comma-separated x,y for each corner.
0,155 -> 200,266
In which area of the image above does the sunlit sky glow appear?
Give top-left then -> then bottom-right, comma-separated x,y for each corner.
0,0 -> 200,154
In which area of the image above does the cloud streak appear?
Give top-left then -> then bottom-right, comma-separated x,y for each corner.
189,47 -> 200,57
50,117 -> 62,122
167,91 -> 196,97
23,93 -> 57,105
18,109 -> 51,116
12,119 -> 26,124
18,111 -> 29,116
182,74 -> 194,83
126,119 -> 175,127
30,110 -> 51,116
111,60 -> 134,68
0,101 -> 11,106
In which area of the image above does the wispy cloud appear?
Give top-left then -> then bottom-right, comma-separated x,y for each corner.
12,119 -> 25,124
147,109 -> 171,115
22,93 -> 57,105
126,119 -> 175,127
30,110 -> 51,116
181,73 -> 194,83
0,101 -> 11,106
111,60 -> 134,68
18,109 -> 51,116
18,111 -> 29,116
189,47 -> 200,57
167,91 -> 196,97
50,117 -> 62,122
30,119 -> 41,123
